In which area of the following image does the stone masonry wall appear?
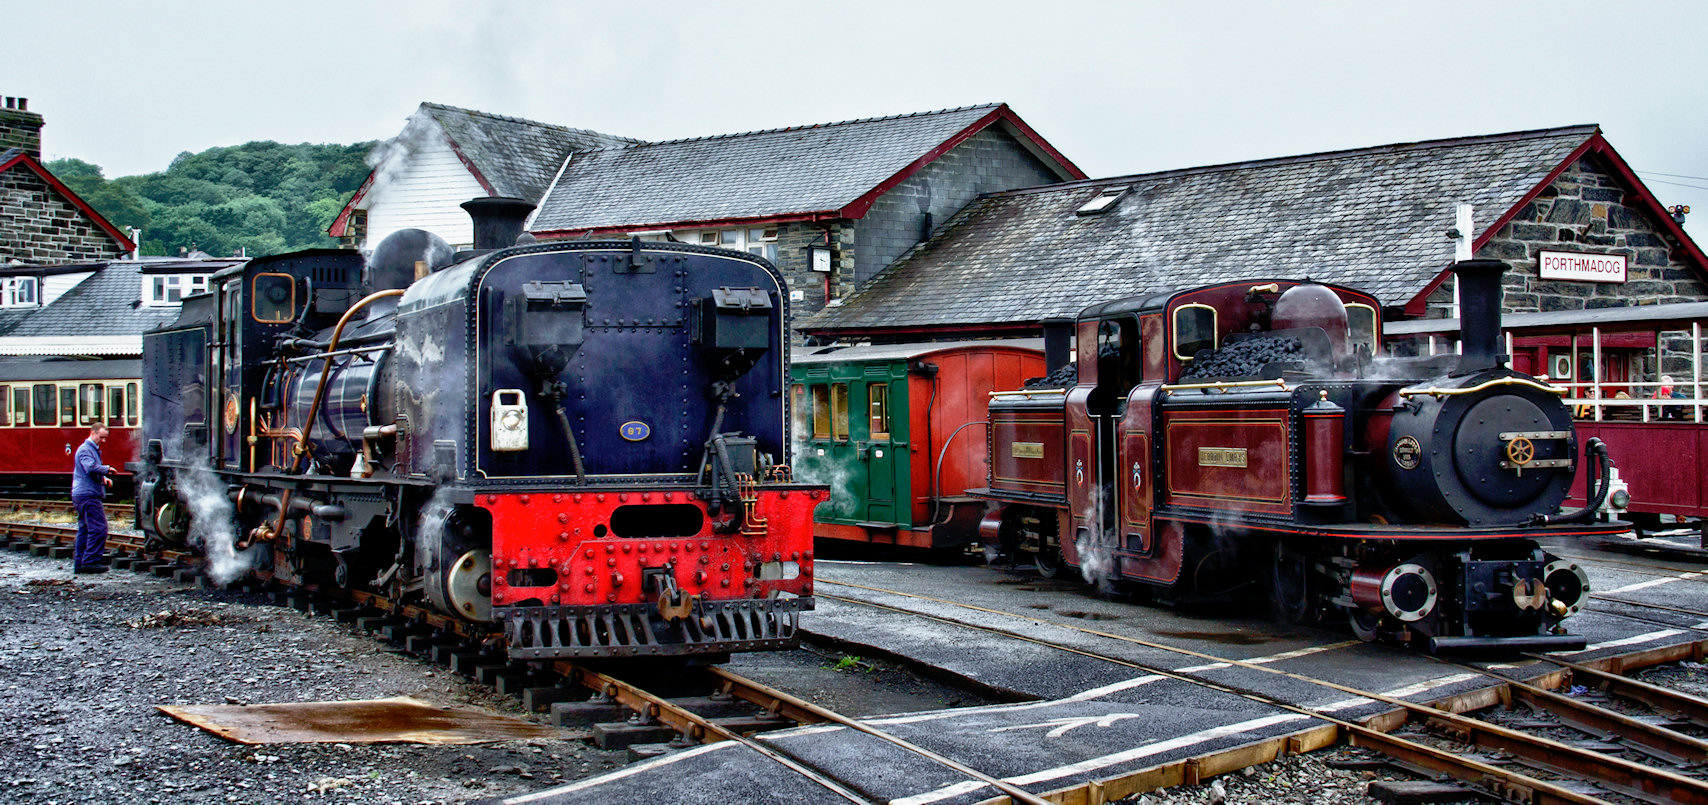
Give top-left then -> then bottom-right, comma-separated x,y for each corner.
0,105 -> 44,158
853,127 -> 1062,287
0,165 -> 128,264
773,220 -> 856,320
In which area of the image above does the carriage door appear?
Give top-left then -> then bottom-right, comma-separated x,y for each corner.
859,377 -> 898,525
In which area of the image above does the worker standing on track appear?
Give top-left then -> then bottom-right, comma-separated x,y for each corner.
71,423 -> 114,574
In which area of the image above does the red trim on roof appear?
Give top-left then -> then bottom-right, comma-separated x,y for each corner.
837,105 -> 1087,220
0,152 -> 135,252
1403,132 -> 1708,316
441,132 -> 497,197
328,170 -> 375,238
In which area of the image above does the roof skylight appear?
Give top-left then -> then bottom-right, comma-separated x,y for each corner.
1075,186 -> 1129,216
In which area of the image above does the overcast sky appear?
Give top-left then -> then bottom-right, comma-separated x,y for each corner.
8,1 -> 1707,242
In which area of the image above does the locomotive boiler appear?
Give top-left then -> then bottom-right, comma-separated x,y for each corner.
134,198 -> 823,660
974,260 -> 1625,651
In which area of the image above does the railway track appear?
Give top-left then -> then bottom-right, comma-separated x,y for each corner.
817,577 -> 1708,805
0,496 -> 136,523
13,513 -> 1708,804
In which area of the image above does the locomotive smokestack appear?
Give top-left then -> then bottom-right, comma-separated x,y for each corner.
461,196 -> 536,250
1452,258 -> 1509,374
1042,317 -> 1074,375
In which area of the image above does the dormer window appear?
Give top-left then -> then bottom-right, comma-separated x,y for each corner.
1076,186 -> 1130,216
1,277 -> 37,308
144,274 -> 211,306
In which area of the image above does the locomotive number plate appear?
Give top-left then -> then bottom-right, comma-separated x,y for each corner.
620,421 -> 651,442
1011,442 -> 1045,459
1197,447 -> 1248,468
1393,436 -> 1422,470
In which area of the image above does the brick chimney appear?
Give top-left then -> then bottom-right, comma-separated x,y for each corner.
0,97 -> 44,158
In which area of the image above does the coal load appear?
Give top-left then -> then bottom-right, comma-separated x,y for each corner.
1181,336 -> 1302,380
1024,362 -> 1079,389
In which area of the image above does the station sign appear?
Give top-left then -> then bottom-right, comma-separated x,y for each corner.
1537,250 -> 1627,283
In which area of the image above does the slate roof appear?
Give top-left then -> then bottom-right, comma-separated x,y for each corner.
5,261 -> 201,338
421,103 -> 642,203
531,105 -> 1027,233
801,125 -> 1602,335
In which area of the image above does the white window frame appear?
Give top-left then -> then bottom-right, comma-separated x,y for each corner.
143,273 -> 211,307
1,277 -> 38,308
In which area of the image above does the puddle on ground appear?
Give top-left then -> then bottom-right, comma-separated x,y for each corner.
158,696 -> 564,745
1025,603 -> 1051,610
1152,629 -> 1280,645
1056,610 -> 1121,621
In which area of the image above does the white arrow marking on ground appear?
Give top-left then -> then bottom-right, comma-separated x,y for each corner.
988,713 -> 1148,738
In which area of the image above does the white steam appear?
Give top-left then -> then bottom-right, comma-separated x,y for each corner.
176,460 -> 253,585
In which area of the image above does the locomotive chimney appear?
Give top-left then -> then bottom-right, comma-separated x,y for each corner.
1042,317 -> 1074,375
461,196 -> 536,250
1452,258 -> 1509,375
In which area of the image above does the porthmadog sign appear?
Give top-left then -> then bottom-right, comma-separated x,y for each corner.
1538,250 -> 1628,283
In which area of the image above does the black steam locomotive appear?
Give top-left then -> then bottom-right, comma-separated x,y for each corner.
134,198 -> 823,659
978,260 -> 1626,651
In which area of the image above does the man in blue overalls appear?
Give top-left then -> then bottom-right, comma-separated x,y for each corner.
71,423 -> 115,574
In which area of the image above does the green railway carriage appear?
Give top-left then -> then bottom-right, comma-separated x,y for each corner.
790,340 -> 1045,549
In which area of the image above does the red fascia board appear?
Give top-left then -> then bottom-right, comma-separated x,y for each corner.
533,210 -> 845,240
1,152 -> 135,252
797,321 -> 1041,340
837,106 -> 1088,221
1403,133 -> 1708,315
441,131 -> 497,197
328,170 -> 375,238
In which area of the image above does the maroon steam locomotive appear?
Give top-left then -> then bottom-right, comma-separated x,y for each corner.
973,260 -> 1625,651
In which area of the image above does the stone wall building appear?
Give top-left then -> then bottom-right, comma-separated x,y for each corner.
0,95 -> 134,265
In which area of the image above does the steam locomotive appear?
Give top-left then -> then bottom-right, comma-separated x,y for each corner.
133,198 -> 822,660
974,260 -> 1625,651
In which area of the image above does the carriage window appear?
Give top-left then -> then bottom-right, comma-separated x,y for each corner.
811,385 -> 831,440
58,387 -> 75,426
790,384 -> 808,441
13,387 -> 29,427
0,385 -> 7,425
252,273 -> 297,323
78,384 -> 103,425
1346,303 -> 1377,355
32,384 -> 55,426
831,383 -> 850,441
107,385 -> 125,427
868,384 -> 890,441
1173,305 -> 1217,360
126,382 -> 139,426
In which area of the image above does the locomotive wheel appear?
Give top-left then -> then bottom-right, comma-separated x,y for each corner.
1348,609 -> 1382,643
1268,541 -> 1313,624
154,501 -> 190,544
1033,543 -> 1063,579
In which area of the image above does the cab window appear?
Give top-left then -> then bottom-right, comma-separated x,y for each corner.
811,386 -> 831,440
1172,304 -> 1217,361
253,273 -> 297,323
830,383 -> 850,441
868,384 -> 890,441
1346,303 -> 1377,355
79,383 -> 103,425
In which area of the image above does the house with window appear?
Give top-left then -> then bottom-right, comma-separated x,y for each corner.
333,102 -> 1083,326
0,96 -> 135,265
0,256 -> 242,358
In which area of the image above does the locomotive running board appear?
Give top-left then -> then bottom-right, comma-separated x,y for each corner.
498,597 -> 812,659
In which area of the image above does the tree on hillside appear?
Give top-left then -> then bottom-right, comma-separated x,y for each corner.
46,141 -> 374,257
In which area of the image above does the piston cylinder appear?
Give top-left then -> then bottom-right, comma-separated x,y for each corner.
1350,562 -> 1438,622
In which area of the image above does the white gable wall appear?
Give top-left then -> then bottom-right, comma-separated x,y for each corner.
41,272 -> 93,306
359,120 -> 485,252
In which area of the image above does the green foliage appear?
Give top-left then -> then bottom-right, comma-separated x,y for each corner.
46,141 -> 375,258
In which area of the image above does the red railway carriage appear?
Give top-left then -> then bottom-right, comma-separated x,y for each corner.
1388,301 -> 1707,541
974,262 -> 1626,652
791,340 -> 1046,549
0,357 -> 139,493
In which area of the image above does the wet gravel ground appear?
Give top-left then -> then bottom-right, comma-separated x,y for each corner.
0,547 -> 994,804
1124,746 -> 1482,804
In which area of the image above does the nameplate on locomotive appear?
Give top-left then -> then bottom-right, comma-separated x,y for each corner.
1393,436 -> 1422,470
1011,442 -> 1045,459
1197,447 -> 1248,468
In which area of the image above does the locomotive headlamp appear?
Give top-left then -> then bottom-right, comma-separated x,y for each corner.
1609,488 -> 1631,510
490,389 -> 530,452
